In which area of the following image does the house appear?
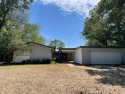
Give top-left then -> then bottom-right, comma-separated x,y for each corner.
13,42 -> 54,63
13,42 -> 125,65
75,46 -> 125,64
27,42 -> 53,60
60,46 -> 125,65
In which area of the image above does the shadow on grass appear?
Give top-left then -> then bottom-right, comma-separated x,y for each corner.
86,66 -> 125,87
87,65 -> 125,69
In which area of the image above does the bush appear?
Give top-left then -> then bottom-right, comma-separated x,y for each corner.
27,59 -> 32,64
21,59 -> 51,64
42,59 -> 51,64
21,60 -> 27,64
32,59 -> 41,64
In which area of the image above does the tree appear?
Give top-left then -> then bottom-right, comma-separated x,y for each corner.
82,0 -> 125,47
0,10 -> 45,63
49,39 -> 65,51
22,23 -> 45,44
0,0 -> 33,30
0,0 -> 45,63
0,29 -> 28,63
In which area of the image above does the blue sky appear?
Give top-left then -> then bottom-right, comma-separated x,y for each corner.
29,0 -> 100,48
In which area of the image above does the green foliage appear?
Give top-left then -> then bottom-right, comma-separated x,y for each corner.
26,59 -> 32,64
0,0 -> 33,30
21,60 -> 27,64
32,59 -> 41,64
49,39 -> 65,50
82,0 -> 125,47
22,23 -> 45,44
0,7 -> 45,63
21,59 -> 51,64
42,59 -> 51,64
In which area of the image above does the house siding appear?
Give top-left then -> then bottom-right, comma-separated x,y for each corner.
74,48 -> 82,64
30,44 -> 52,60
76,48 -> 125,65
13,56 -> 30,63
13,52 -> 30,63
82,48 -> 90,65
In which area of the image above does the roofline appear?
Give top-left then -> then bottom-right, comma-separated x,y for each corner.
60,46 -> 125,50
26,42 -> 54,49
26,42 -> 125,49
60,48 -> 76,50
77,46 -> 125,49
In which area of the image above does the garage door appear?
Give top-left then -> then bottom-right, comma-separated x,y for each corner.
90,52 -> 121,64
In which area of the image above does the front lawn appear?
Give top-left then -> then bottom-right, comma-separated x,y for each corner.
0,64 -> 125,94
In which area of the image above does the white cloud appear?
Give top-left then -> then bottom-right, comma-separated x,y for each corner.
38,0 -> 100,17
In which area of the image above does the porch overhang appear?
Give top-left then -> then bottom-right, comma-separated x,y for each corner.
60,48 -> 76,52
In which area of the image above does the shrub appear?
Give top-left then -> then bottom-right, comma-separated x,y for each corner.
21,59 -> 51,64
27,59 -> 32,64
42,59 -> 51,64
21,60 -> 27,64
32,59 -> 41,64
32,59 -> 37,64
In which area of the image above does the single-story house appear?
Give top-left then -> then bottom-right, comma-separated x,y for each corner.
13,42 -> 54,63
60,47 -> 125,65
13,42 -> 125,65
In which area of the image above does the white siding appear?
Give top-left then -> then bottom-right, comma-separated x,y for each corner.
82,48 -> 90,64
13,56 -> 29,63
90,52 -> 121,64
30,44 -> 52,60
75,48 -> 82,64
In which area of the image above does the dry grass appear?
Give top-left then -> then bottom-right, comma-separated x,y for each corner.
0,64 -> 125,94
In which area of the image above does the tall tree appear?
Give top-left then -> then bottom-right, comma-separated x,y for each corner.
0,10 -> 45,63
49,39 -> 65,51
0,0 -> 33,30
82,0 -> 125,47
22,23 -> 45,44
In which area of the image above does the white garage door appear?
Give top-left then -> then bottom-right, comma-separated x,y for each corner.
90,52 -> 121,64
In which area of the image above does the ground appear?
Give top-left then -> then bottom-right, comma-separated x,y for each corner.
0,64 -> 125,94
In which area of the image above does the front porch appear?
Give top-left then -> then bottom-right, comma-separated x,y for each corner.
53,48 -> 76,62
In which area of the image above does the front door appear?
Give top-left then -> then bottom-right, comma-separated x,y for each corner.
61,53 -> 67,61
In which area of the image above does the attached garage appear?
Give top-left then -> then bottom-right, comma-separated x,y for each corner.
74,47 -> 125,65
90,52 -> 121,64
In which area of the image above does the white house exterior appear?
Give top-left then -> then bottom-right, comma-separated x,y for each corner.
13,42 -> 53,63
28,42 -> 53,60
75,48 -> 82,64
13,42 -> 125,65
13,52 -> 30,63
74,47 -> 125,65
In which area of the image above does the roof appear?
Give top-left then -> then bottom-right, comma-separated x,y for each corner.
78,46 -> 125,48
60,48 -> 76,50
60,46 -> 125,51
27,42 -> 125,50
26,42 -> 54,49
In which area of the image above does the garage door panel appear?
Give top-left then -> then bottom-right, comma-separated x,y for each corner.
90,52 -> 121,64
